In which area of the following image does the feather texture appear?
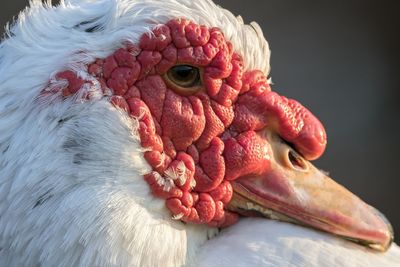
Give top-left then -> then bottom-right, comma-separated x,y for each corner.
197,218 -> 400,267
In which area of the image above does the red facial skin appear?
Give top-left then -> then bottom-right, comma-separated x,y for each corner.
49,19 -> 327,228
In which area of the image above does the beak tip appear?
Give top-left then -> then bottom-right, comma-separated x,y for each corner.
373,206 -> 395,251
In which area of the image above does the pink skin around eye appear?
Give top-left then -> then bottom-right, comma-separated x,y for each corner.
45,18 -> 326,227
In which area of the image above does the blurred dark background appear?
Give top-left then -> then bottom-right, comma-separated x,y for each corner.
1,1 -> 399,242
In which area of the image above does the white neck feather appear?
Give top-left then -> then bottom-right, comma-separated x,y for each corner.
0,100 -> 216,266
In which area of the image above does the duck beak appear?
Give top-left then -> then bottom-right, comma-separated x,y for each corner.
227,131 -> 394,252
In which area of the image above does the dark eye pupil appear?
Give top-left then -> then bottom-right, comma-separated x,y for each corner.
174,66 -> 195,80
167,65 -> 200,88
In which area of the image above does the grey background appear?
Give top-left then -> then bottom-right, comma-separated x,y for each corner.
1,1 -> 399,242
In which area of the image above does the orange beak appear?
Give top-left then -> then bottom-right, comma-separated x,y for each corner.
227,130 -> 393,251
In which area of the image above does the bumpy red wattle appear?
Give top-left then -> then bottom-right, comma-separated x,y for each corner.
48,18 -> 327,227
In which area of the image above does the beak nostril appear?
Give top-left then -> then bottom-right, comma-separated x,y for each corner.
288,150 -> 308,171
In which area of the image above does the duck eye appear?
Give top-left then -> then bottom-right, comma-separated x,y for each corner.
165,65 -> 202,94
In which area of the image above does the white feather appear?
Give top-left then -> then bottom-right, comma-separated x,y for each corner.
197,218 -> 400,267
